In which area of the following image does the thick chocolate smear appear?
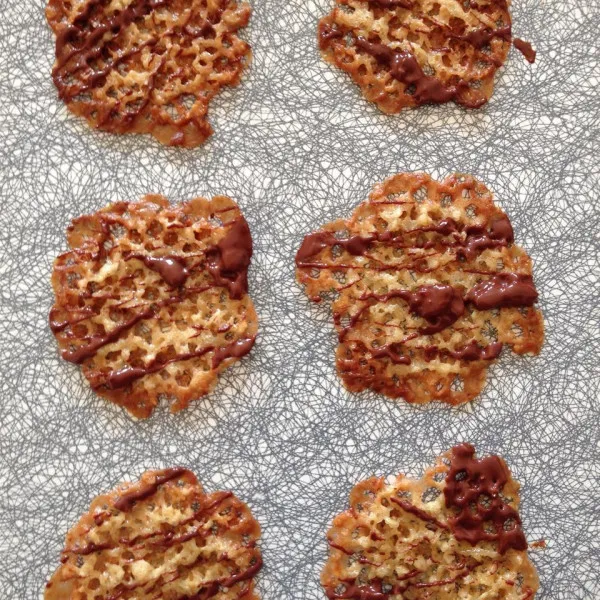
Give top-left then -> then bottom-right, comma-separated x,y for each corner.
513,38 -> 536,63
461,25 -> 511,49
355,37 -> 463,106
138,255 -> 189,287
403,284 -> 465,334
363,284 -> 465,335
207,218 -> 253,299
465,273 -> 538,310
114,467 -> 189,512
459,215 -> 514,260
444,444 -> 527,553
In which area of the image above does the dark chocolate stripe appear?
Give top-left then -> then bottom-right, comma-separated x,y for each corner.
114,467 -> 189,512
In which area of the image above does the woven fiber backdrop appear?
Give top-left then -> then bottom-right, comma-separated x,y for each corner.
0,0 -> 599,598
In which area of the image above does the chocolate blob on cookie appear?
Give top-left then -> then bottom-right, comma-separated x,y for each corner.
50,194 -> 257,418
296,173 -> 544,405
318,0 -> 535,113
321,444 -> 539,599
45,468 -> 262,599
46,0 -> 252,146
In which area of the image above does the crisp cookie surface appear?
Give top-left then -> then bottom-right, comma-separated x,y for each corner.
46,0 -> 252,147
296,173 -> 544,405
45,468 -> 262,600
321,444 -> 539,599
50,194 -> 257,418
318,0 -> 520,112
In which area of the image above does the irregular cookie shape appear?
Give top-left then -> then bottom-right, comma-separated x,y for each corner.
318,0 -> 533,112
296,173 -> 543,405
46,0 -> 251,146
322,444 -> 539,599
45,468 -> 262,599
50,194 -> 257,418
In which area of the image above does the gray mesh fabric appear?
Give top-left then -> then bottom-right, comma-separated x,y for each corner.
0,0 -> 598,598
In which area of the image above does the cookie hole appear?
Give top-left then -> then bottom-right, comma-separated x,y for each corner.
454,470 -> 467,482
511,323 -> 523,338
465,204 -> 477,218
179,93 -> 197,110
421,487 -> 441,503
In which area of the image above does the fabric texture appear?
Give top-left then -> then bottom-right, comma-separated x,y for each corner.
0,0 -> 598,598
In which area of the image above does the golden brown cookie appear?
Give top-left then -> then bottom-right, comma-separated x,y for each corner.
46,0 -> 252,147
296,173 -> 543,405
45,468 -> 262,600
322,443 -> 539,599
50,194 -> 257,418
318,0 -> 534,113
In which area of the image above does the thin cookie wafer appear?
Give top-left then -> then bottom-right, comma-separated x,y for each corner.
46,0 -> 252,147
50,194 -> 257,418
45,468 -> 262,600
321,443 -> 539,599
318,0 -> 535,113
296,173 -> 544,405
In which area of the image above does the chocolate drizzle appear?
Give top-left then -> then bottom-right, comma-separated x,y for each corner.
513,38 -> 536,63
448,340 -> 503,361
371,343 -> 411,365
211,336 -> 257,369
296,231 -> 374,265
63,306 -> 157,364
62,477 -> 263,598
104,335 -> 256,390
296,215 -> 513,265
367,0 -> 413,8
220,555 -> 263,588
325,581 -> 389,600
206,218 -> 253,299
114,467 -> 189,512
318,23 -> 344,50
323,449 -> 526,600
298,211 -> 538,368
444,443 -> 527,553
49,307 -> 93,334
390,497 -> 448,530
57,217 -> 253,373
53,0 -> 168,100
465,272 -> 538,310
67,491 -> 234,556
324,567 -> 474,598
